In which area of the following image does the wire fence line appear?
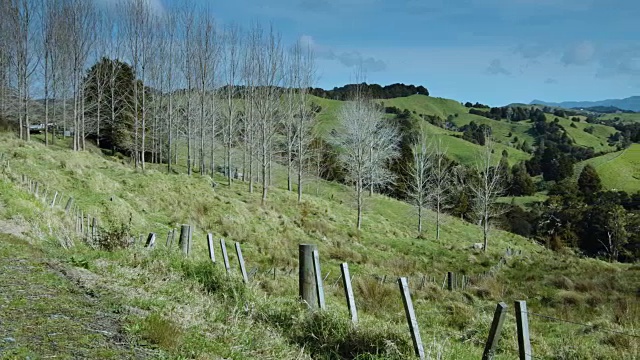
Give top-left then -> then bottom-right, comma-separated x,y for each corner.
525,311 -> 640,339
7,166 -> 638,360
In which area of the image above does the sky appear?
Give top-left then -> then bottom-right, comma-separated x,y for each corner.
105,0 -> 640,107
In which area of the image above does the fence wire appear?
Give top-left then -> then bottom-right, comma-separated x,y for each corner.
526,311 -> 640,339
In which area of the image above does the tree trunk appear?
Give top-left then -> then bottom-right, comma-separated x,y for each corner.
167,94 -> 173,173
483,216 -> 489,252
357,178 -> 363,230
436,202 -> 441,241
418,206 -> 422,235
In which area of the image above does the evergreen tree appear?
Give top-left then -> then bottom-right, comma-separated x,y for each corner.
509,162 -> 535,196
577,164 -> 602,200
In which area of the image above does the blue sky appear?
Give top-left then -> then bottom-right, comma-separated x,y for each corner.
111,0 -> 640,106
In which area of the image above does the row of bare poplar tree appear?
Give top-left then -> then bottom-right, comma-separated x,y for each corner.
0,0 -> 504,246
0,0 -> 320,203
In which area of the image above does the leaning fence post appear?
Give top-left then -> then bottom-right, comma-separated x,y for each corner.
398,277 -> 425,359
50,191 -> 58,208
220,238 -> 230,273
92,218 -> 97,239
312,249 -> 326,310
235,242 -> 248,283
179,224 -> 191,256
145,233 -> 156,248
340,263 -> 358,324
515,300 -> 532,360
482,302 -> 508,360
65,197 -> 74,213
298,244 -> 318,310
207,233 -> 215,263
166,230 -> 172,247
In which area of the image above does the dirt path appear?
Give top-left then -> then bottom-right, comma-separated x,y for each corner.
0,234 -> 149,359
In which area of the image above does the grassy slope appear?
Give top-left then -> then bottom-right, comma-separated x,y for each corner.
310,94 -> 532,167
0,133 -> 638,359
575,144 -> 640,193
0,234 -> 152,359
545,115 -> 618,153
599,113 -> 640,123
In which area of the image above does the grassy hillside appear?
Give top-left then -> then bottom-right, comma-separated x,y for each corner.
545,114 -> 617,153
311,94 -> 532,167
575,144 -> 640,193
0,133 -> 638,359
599,113 -> 640,123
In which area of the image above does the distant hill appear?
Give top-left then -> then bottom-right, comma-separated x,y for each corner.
575,106 -> 635,114
530,96 -> 640,112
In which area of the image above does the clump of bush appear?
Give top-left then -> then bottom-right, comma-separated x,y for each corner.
94,221 -> 132,251
139,312 -> 183,350
256,300 -> 411,359
179,259 -> 248,303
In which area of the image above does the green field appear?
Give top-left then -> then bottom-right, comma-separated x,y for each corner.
575,144 -> 640,193
599,113 -> 640,123
0,132 -> 637,359
545,115 -> 618,153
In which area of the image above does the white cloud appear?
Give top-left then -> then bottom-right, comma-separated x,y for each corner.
298,35 -> 387,72
486,59 -> 511,76
561,41 -> 596,66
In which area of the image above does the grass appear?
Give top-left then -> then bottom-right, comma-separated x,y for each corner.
574,144 -> 640,193
0,233 -> 148,359
546,114 -> 618,153
599,113 -> 640,123
0,132 -> 638,359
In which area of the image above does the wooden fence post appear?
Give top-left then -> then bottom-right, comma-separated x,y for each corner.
65,197 -> 74,213
188,225 -> 193,255
482,302 -> 508,360
50,191 -> 58,208
312,249 -> 326,310
235,242 -> 248,283
166,230 -> 172,247
92,218 -> 97,240
515,300 -> 532,360
220,238 -> 230,273
145,233 -> 156,248
179,224 -> 191,256
298,244 -> 318,310
447,272 -> 453,291
207,233 -> 215,263
398,277 -> 425,359
340,263 -> 358,324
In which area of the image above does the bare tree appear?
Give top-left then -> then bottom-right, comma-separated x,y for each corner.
220,23 -> 242,185
193,9 -> 218,175
469,134 -> 506,252
282,41 -> 316,202
66,0 -> 96,151
330,92 -> 399,230
8,0 -> 40,141
178,3 -> 197,175
244,23 -> 284,203
428,136 -> 452,241
160,9 -> 178,173
0,0 -> 11,118
406,132 -> 432,236
120,0 -> 152,167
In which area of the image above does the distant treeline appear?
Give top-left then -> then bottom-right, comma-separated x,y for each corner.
309,83 -> 429,100
575,106 -> 635,114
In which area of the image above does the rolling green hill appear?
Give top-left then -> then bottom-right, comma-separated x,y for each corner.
0,132 -> 638,359
575,143 -> 640,193
599,113 -> 640,123
545,114 -> 618,153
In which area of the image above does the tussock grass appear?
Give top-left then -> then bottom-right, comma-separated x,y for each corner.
0,132 -> 638,359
